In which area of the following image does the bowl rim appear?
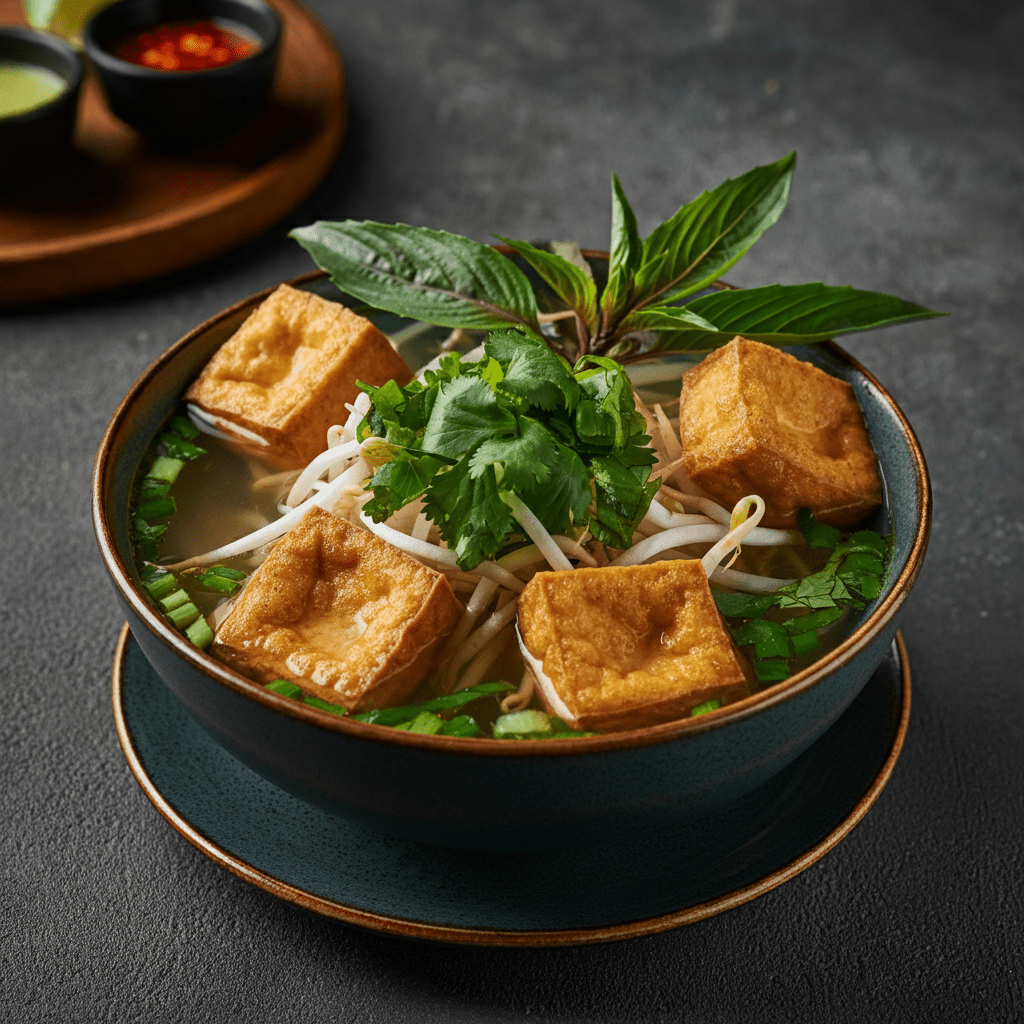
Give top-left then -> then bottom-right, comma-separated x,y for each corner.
92,266 -> 932,758
0,27 -> 84,125
83,0 -> 281,81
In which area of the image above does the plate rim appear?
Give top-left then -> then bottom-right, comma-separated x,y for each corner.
111,625 -> 911,947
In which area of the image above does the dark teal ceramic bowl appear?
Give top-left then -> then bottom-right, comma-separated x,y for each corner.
92,271 -> 931,852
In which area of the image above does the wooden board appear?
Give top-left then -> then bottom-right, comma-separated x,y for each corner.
0,0 -> 346,306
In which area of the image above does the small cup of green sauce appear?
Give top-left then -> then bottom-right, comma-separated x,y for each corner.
0,28 -> 83,190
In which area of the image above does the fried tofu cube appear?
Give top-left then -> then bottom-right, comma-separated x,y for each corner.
678,337 -> 882,529
212,507 -> 463,712
185,283 -> 411,467
516,560 -> 752,732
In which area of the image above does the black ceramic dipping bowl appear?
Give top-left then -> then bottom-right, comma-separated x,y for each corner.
83,0 -> 280,150
0,28 -> 83,190
92,270 -> 932,853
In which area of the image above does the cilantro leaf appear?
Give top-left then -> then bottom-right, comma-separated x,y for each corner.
468,417 -> 557,490
484,328 -> 580,413
362,454 -> 446,522
420,375 -> 518,459
423,458 -> 519,570
798,507 -> 844,549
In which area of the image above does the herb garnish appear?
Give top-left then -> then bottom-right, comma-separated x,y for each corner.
357,333 -> 658,569
714,510 -> 891,682
291,152 -> 945,362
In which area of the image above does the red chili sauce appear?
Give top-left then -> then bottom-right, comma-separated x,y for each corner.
111,19 -> 259,72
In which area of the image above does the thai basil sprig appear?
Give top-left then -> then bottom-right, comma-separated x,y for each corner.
291,152 -> 945,361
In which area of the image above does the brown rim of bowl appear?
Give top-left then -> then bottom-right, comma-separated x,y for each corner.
111,625 -> 911,946
92,265 -> 931,758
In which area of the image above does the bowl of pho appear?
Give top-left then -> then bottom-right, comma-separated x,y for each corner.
93,154 -> 935,851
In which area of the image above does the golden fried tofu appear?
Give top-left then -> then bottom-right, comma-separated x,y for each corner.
516,561 -> 752,732
678,337 -> 882,529
185,284 -> 411,467
212,507 -> 462,712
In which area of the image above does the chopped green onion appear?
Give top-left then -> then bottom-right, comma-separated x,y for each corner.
439,715 -> 483,737
159,588 -> 191,612
185,617 -> 214,649
266,678 -> 304,699
170,415 -> 200,440
143,572 -> 178,600
134,517 -> 167,542
406,711 -> 444,735
136,496 -> 176,520
159,433 -> 206,460
302,695 -> 347,715
493,709 -> 553,737
205,565 -> 247,581
753,658 -> 790,683
783,607 -> 843,634
690,699 -> 723,716
139,478 -> 170,500
146,456 -> 184,483
350,680 -> 514,726
196,566 -> 247,594
790,630 -> 819,657
166,602 -> 200,629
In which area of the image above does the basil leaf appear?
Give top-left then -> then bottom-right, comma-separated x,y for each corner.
493,237 -> 598,333
290,221 -> 540,331
652,282 -> 947,352
614,304 -> 720,337
599,175 -> 644,332
638,152 -> 796,306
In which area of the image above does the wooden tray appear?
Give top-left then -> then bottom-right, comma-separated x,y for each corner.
0,0 -> 346,306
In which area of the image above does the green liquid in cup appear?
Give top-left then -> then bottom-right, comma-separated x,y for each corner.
0,61 -> 67,118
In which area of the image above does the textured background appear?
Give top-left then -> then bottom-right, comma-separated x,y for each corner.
2,0 -> 1022,1020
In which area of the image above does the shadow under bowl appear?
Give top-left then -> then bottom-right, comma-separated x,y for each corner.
92,271 -> 931,852
83,0 -> 280,150
0,28 -> 84,191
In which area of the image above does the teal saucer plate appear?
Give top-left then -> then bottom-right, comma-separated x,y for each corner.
112,627 -> 910,947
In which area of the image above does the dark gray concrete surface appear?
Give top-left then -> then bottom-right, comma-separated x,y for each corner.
2,0 -> 1022,1020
